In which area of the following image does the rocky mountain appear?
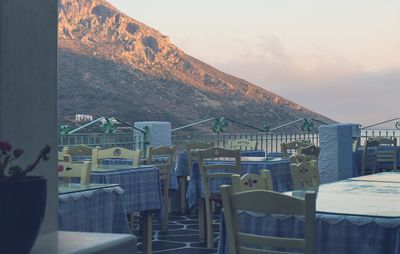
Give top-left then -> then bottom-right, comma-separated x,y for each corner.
58,0 -> 334,132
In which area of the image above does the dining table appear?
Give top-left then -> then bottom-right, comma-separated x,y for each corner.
185,156 -> 292,209
58,183 -> 130,234
89,164 -> 172,254
218,172 -> 400,254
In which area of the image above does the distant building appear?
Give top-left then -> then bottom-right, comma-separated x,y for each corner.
75,114 -> 93,122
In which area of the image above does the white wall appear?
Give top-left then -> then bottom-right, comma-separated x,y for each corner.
0,0 -> 58,233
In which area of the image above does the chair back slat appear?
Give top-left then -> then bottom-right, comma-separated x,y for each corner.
232,169 -> 273,193
59,161 -> 92,185
92,147 -> 142,169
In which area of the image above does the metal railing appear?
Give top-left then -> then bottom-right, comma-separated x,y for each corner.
360,118 -> 400,145
57,116 -> 148,152
57,132 -> 145,151
171,131 -> 319,153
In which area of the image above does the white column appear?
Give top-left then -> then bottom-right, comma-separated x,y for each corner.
0,0 -> 58,233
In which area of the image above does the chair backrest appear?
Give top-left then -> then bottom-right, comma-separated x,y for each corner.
228,139 -> 257,150
58,161 -> 92,185
221,185 -> 316,254
231,169 -> 273,193
370,136 -> 397,171
185,141 -> 214,176
91,147 -> 142,169
197,147 -> 241,200
146,145 -> 175,198
58,151 -> 71,162
291,161 -> 320,190
63,145 -> 93,156
281,140 -> 312,158
352,138 -> 360,152
360,139 -> 379,176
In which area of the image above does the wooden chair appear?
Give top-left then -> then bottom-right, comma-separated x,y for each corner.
91,147 -> 142,169
181,141 -> 214,213
291,161 -> 320,190
221,185 -> 316,254
228,139 -> 257,150
145,145 -> 175,232
63,145 -> 93,156
370,137 -> 398,171
352,138 -> 360,152
58,161 -> 92,185
293,145 -> 320,164
58,151 -> 71,162
281,140 -> 312,158
197,147 -> 241,248
231,169 -> 273,193
360,139 -> 379,176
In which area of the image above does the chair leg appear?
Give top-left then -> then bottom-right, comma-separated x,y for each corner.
198,198 -> 206,242
180,176 -> 187,214
142,211 -> 152,254
205,199 -> 214,248
129,213 -> 135,233
161,198 -> 169,232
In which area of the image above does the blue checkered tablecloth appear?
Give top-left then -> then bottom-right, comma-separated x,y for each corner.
58,186 -> 130,233
186,158 -> 292,208
90,166 -> 164,215
218,178 -> 400,254
73,155 -> 179,190
175,151 -> 282,177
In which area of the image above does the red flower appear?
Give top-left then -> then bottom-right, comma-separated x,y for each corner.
0,141 -> 12,152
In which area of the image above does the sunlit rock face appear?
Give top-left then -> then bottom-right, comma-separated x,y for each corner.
57,0 -> 334,129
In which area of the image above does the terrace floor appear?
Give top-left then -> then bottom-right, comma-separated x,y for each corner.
135,212 -> 220,254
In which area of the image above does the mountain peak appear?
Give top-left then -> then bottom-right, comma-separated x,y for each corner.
58,0 -> 333,129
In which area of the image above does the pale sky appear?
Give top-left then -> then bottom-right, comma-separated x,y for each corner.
108,0 -> 400,126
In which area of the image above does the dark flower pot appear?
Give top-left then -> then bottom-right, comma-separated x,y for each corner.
0,176 -> 47,254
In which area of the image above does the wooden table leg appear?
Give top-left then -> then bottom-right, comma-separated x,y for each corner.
180,176 -> 187,214
198,198 -> 206,242
142,211 -> 152,254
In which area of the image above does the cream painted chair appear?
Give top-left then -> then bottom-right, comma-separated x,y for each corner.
221,185 -> 316,254
58,161 -> 92,185
58,151 -> 71,162
228,139 -> 257,150
197,147 -> 241,248
91,147 -> 142,169
370,136 -> 398,171
181,141 -> 214,213
231,169 -> 273,193
290,161 -> 320,190
281,140 -> 312,158
145,145 -> 175,232
63,145 -> 93,156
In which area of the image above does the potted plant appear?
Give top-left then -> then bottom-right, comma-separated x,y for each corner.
0,141 -> 51,254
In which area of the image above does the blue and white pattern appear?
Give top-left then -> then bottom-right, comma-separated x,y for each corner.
58,186 -> 130,233
186,158 -> 292,208
90,166 -> 164,215
218,176 -> 400,254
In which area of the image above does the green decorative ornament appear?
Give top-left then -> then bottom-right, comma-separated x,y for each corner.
100,117 -> 117,134
263,124 -> 271,132
301,118 -> 314,132
59,125 -> 70,134
212,117 -> 228,133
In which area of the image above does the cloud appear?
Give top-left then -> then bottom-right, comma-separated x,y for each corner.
212,36 -> 400,125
